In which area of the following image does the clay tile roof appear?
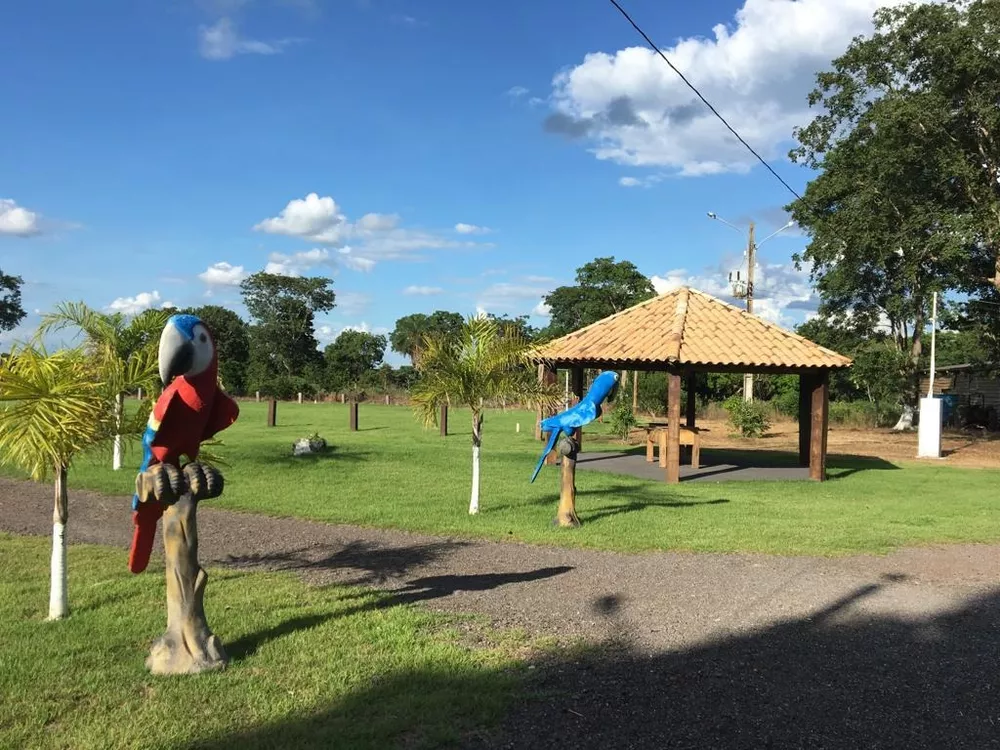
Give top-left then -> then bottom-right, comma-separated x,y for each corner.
535,287 -> 851,370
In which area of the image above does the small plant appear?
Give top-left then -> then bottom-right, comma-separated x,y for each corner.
723,395 -> 771,438
608,401 -> 638,443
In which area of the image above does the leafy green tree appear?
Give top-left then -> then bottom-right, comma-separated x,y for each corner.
411,316 -> 560,514
0,270 -> 25,332
485,313 -> 538,341
788,0 -> 1000,425
389,310 -> 464,364
850,343 -> 911,426
324,330 -> 387,391
0,345 -> 114,619
180,305 -> 250,395
240,272 -> 335,394
38,303 -> 167,470
542,257 -> 655,337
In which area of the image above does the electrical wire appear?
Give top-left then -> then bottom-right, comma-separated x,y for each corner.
606,0 -> 805,203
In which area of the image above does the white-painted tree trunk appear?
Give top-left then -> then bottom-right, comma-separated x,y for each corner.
892,404 -> 915,431
48,466 -> 69,620
469,445 -> 480,514
469,412 -> 483,515
112,392 -> 124,470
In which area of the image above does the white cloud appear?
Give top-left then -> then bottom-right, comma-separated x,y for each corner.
108,291 -> 166,316
454,222 -> 492,235
255,193 -> 486,269
0,199 -> 41,237
507,85 -> 529,98
198,261 -> 248,286
404,285 -> 444,296
198,17 -> 298,60
477,282 -> 553,317
545,0 -> 918,176
651,261 -> 819,326
254,193 -> 347,243
336,291 -> 371,316
265,248 -> 331,277
619,174 -> 663,188
316,321 -> 390,345
532,301 -> 552,318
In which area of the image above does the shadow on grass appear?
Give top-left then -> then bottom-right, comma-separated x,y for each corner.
226,565 -> 573,663
191,578 -> 1000,750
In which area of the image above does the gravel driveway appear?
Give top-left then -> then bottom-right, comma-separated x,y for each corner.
3,477 -> 998,749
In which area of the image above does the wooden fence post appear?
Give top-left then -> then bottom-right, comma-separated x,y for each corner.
267,398 -> 277,427
440,404 -> 448,437
349,401 -> 359,431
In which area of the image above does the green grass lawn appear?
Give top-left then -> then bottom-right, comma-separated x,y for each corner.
13,401 -> 1000,556
0,534 -> 532,750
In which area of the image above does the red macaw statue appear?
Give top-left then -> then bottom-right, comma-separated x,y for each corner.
128,314 -> 240,574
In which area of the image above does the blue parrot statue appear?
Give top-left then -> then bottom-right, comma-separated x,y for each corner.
530,370 -> 619,483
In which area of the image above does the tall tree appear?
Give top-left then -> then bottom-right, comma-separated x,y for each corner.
240,273 -> 335,391
389,310 -> 464,364
542,257 -> 655,337
0,270 -> 25,332
411,316 -> 559,514
0,345 -> 113,619
38,303 -> 167,469
785,0 -> 1000,426
180,305 -> 250,395
324,329 -> 386,391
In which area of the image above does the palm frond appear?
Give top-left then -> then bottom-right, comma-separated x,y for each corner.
0,345 -> 115,480
411,316 -> 561,427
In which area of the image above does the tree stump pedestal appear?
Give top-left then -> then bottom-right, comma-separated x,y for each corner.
136,462 -> 228,675
554,436 -> 580,528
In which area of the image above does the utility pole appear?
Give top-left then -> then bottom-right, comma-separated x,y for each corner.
708,212 -> 795,404
743,221 -> 755,403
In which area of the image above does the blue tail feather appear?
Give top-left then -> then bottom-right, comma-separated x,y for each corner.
530,428 -> 562,483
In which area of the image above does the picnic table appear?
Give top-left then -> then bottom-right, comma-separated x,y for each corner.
641,420 -> 702,470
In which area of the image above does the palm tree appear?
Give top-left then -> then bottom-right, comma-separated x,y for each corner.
0,345 -> 114,619
412,315 -> 560,514
38,302 -> 168,470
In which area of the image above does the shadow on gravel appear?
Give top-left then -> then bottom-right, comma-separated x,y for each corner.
191,575 -> 1000,750
221,539 -> 469,586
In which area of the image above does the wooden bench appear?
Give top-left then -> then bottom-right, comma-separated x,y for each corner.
644,423 -> 701,470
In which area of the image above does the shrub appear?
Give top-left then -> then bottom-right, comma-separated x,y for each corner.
608,401 -> 638,442
773,389 -> 799,419
723,395 -> 772,438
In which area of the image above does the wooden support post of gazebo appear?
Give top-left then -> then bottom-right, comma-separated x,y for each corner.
666,372 -> 682,484
570,365 -> 585,450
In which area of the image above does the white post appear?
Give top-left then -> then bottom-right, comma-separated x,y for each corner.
564,371 -> 569,410
137,387 -> 143,401
918,292 -> 942,458
516,422 -> 520,433
298,392 -> 303,404
256,391 -> 260,402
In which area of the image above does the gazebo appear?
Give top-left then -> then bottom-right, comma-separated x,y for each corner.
534,287 -> 852,483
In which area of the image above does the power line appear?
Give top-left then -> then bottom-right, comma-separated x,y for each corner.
606,0 -> 805,203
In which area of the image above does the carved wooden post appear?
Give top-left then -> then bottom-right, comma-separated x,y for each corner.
349,400 -> 359,431
555,436 -> 580,527
139,462 -> 228,675
267,398 -> 277,427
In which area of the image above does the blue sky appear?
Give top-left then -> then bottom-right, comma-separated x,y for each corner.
0,0 -> 900,362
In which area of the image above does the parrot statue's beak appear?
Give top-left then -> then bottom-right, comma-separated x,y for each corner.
158,319 -> 194,385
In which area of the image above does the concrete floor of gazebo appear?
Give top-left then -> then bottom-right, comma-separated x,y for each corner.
574,447 -> 812,483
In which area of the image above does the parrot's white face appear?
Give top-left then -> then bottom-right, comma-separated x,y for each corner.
159,315 -> 217,384
188,322 -> 215,377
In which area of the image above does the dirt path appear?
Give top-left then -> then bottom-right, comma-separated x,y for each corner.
2,477 -> 996,654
